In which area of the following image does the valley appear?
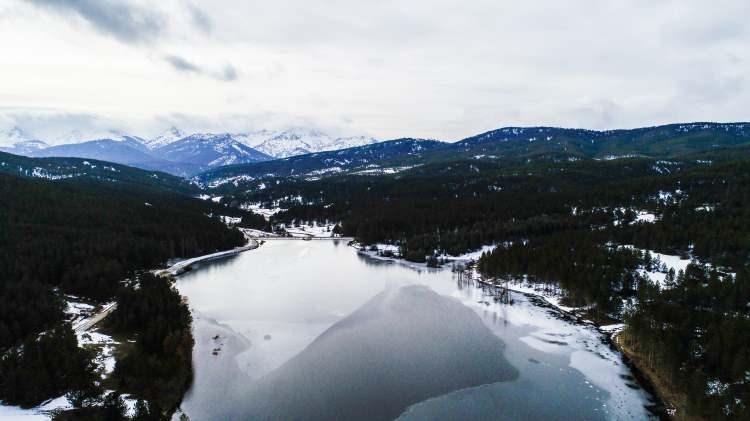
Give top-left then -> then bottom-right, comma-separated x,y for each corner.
1,121 -> 749,420
4,2 -> 748,419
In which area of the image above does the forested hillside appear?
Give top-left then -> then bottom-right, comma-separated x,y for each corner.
0,151 -> 197,195
195,122 -> 750,191
213,152 -> 750,419
0,172 -> 244,411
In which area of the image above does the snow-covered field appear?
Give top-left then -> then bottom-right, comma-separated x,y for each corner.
241,202 -> 285,220
351,165 -> 420,175
354,243 -> 497,269
239,228 -> 278,238
219,215 -> 243,226
619,245 -> 695,288
0,300 -> 128,420
282,222 -> 336,238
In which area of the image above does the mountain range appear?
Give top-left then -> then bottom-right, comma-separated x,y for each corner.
196,122 -> 750,189
3,122 -> 750,183
0,126 -> 379,177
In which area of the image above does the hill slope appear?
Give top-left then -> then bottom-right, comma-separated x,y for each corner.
195,122 -> 750,189
0,151 -> 197,195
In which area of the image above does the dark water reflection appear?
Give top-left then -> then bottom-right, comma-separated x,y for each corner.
176,241 -> 652,420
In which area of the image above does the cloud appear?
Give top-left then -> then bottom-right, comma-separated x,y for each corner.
7,1 -> 750,140
28,0 -> 166,44
163,54 -> 238,82
164,54 -> 201,73
0,109 -> 135,144
220,65 -> 238,81
185,0 -> 211,33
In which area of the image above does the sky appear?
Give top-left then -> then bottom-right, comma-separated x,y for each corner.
0,0 -> 748,143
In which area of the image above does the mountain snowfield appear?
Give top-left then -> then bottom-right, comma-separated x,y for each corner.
157,133 -> 272,167
2,125 -> 379,158
145,126 -> 379,158
245,128 -> 379,158
0,126 -> 31,146
0,126 -> 49,155
143,126 -> 185,150
0,124 -> 380,176
4,121 -> 750,180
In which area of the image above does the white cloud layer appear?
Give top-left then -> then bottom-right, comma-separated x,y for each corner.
0,0 -> 748,141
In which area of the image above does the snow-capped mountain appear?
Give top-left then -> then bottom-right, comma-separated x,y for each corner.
31,138 -> 155,164
155,133 -> 272,168
247,128 -> 379,158
325,135 -> 381,152
144,126 -> 185,150
142,127 -> 380,159
0,126 -> 49,154
1,123 -> 381,176
0,126 -> 32,146
232,130 -> 279,148
0,139 -> 50,155
52,129 -> 144,146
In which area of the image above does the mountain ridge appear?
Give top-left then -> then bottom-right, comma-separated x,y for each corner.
194,122 -> 750,189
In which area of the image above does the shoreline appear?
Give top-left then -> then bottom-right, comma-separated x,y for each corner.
613,332 -> 684,420
156,239 -> 261,277
5,240 -> 265,420
354,244 -> 669,419
469,271 -> 670,419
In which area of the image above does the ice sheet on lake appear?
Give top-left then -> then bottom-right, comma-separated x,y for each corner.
229,285 -> 518,420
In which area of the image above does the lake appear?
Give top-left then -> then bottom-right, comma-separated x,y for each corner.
175,240 -> 655,420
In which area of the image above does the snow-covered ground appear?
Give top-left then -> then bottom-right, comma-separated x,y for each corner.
441,245 -> 498,262
156,241 -> 260,276
64,297 -> 96,326
241,202 -> 285,220
282,222 -> 336,238
351,165 -> 420,175
239,228 -> 278,238
0,301 -> 121,420
207,175 -> 256,189
78,330 -> 118,380
0,396 -> 73,420
219,215 -> 242,226
353,243 -> 499,271
619,245 -> 694,289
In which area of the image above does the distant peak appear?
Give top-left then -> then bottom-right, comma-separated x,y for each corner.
7,126 -> 26,136
166,126 -> 184,137
0,126 -> 34,146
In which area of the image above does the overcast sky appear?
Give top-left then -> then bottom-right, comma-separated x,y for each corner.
0,0 -> 748,142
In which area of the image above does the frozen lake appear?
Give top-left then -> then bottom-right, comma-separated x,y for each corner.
175,240 -> 655,420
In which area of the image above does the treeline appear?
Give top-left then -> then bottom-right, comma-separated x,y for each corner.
0,174 -> 244,349
237,211 -> 273,231
614,161 -> 750,269
624,266 -> 750,419
0,325 -> 96,407
0,281 -> 191,416
238,158 -> 677,260
107,273 -> 193,415
477,235 -> 645,318
218,156 -> 750,418
0,173 -> 245,408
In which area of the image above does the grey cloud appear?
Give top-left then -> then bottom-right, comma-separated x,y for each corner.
163,54 -> 238,82
164,54 -> 202,73
0,110 -> 131,145
28,0 -> 166,44
185,1 -> 211,32
220,65 -> 238,81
